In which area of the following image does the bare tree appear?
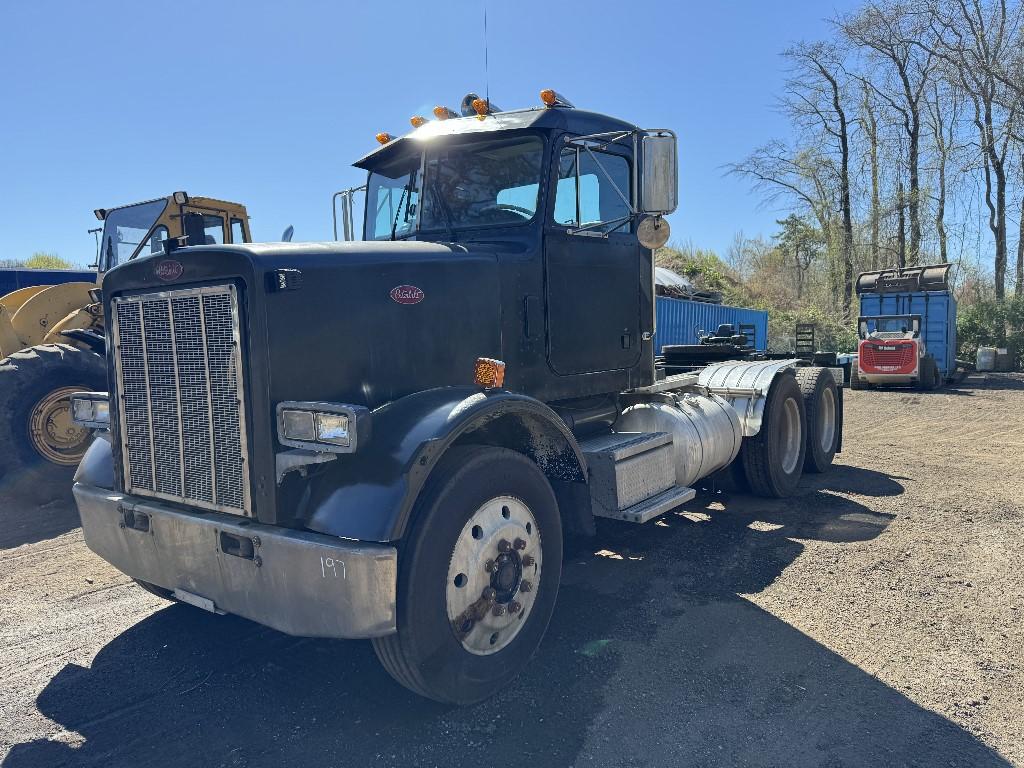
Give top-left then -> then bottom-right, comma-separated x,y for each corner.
732,42 -> 856,317
841,1 -> 939,265
924,80 -> 966,262
924,0 -> 1022,299
860,82 -> 884,268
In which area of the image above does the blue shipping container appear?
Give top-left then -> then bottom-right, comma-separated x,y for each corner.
654,296 -> 769,352
0,268 -> 95,297
859,290 -> 957,379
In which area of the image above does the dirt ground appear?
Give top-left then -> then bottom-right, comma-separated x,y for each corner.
1,373 -> 1023,768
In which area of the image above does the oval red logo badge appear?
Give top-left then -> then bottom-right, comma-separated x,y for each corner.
390,285 -> 424,305
154,259 -> 183,281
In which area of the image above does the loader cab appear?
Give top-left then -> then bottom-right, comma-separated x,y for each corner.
858,315 -> 922,340
95,192 -> 251,274
348,90 -> 678,400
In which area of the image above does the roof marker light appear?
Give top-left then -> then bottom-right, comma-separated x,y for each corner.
410,115 -> 427,128
540,89 -> 574,108
375,132 -> 393,145
471,98 -> 490,116
433,105 -> 458,120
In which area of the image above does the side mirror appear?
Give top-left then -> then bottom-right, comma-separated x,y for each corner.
641,131 -> 678,215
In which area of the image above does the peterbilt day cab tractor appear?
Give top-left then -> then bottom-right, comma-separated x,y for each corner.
70,90 -> 845,704
0,193 -> 252,503
852,263 -> 956,390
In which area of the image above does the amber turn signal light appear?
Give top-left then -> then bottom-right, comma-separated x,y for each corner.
474,357 -> 506,389
540,88 -> 557,106
433,105 -> 458,120
375,132 -> 393,145
471,98 -> 489,116
409,115 -> 427,128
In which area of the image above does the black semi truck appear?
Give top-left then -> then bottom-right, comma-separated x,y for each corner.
70,90 -> 844,704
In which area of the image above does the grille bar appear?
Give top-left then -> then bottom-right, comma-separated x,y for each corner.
112,285 -> 251,515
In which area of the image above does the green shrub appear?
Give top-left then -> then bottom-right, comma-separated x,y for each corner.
957,296 -> 1024,368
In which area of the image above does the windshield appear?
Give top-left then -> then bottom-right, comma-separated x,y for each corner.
874,317 -> 912,334
99,198 -> 168,271
364,135 -> 544,240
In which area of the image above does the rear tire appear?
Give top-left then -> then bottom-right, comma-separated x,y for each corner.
850,362 -> 864,390
795,367 -> 839,473
0,344 -> 106,505
372,446 -> 562,704
740,372 -> 807,497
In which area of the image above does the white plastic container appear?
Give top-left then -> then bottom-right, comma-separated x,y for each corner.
976,346 -> 997,372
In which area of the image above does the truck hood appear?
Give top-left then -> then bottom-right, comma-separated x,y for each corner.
102,240 -> 503,409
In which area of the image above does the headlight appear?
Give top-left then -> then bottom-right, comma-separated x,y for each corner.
71,392 -> 110,430
276,401 -> 369,453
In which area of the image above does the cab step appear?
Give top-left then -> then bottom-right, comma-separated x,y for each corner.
580,431 -> 695,523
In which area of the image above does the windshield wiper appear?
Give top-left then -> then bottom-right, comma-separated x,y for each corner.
427,173 -> 457,242
389,183 -> 411,241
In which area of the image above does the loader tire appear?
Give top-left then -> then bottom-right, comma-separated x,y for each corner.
740,371 -> 806,498
0,344 -> 106,506
372,446 -> 562,705
795,367 -> 839,473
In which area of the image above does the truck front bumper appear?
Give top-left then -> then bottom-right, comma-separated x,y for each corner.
73,483 -> 397,639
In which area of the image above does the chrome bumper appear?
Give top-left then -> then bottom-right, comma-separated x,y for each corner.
73,483 -> 397,639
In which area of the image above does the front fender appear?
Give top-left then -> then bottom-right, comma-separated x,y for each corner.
73,433 -> 115,490
303,387 -> 586,543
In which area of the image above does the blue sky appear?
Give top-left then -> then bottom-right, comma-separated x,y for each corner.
0,0 -> 856,266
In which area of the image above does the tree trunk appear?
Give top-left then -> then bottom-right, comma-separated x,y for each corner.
864,85 -> 881,270
897,180 -> 907,269
908,118 -> 922,264
1017,187 -> 1024,294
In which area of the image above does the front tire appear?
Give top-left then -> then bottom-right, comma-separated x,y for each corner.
372,446 -> 562,704
740,371 -> 807,497
0,344 -> 106,505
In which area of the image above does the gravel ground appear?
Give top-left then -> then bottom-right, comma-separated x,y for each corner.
1,373 -> 1022,768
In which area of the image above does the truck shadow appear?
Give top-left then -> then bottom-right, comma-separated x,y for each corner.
0,491 -> 80,551
3,467 -> 1009,768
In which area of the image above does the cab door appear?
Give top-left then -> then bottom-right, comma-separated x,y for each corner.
544,143 -> 642,375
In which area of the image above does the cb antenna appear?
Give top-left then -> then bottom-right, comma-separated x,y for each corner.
483,0 -> 490,109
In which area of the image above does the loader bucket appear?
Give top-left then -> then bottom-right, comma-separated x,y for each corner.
856,263 -> 952,295
5,282 -> 95,349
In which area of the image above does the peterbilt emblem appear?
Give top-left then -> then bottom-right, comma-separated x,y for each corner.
154,260 -> 183,281
390,285 -> 424,304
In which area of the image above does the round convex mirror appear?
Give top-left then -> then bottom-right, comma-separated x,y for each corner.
637,216 -> 670,250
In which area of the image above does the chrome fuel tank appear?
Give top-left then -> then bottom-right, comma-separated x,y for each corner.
614,393 -> 742,487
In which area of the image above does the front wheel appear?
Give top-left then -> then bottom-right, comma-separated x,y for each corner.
0,344 -> 106,505
372,446 -> 562,704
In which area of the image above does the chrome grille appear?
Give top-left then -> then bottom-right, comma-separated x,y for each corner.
112,285 -> 250,515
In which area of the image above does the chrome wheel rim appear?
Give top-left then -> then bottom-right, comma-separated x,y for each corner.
780,397 -> 802,475
29,386 -> 90,466
818,386 -> 836,453
446,495 -> 542,656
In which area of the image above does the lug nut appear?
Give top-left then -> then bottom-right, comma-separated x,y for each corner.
510,601 -> 522,614
492,604 -> 507,617
514,538 -> 527,551
482,587 -> 497,602
522,555 -> 535,567
497,539 -> 512,553
519,580 -> 532,592
484,559 -> 495,573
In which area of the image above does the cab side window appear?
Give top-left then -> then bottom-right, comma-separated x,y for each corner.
553,148 -> 631,233
230,218 -> 246,243
201,215 -> 225,245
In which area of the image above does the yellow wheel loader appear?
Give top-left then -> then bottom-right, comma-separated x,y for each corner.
0,192 -> 253,504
